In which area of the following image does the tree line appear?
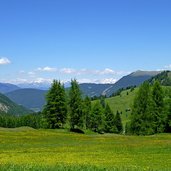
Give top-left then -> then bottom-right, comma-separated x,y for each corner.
42,79 -> 123,134
2,79 -> 170,135
126,80 -> 171,135
0,113 -> 41,129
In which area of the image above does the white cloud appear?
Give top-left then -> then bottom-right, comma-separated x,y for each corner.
0,57 -> 11,65
59,68 -> 129,76
7,77 -> 53,84
164,64 -> 171,69
28,71 -> 36,78
78,78 -> 117,84
8,78 -> 29,84
98,68 -> 115,75
33,77 -> 53,84
97,78 -> 117,84
37,66 -> 57,72
60,68 -> 76,74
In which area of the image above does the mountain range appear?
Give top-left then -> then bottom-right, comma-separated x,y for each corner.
0,70 -> 165,112
0,83 -> 20,93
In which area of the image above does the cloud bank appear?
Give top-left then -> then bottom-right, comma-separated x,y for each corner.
0,57 -> 11,65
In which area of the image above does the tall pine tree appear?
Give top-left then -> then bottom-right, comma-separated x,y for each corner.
69,79 -> 83,129
165,97 -> 171,133
83,96 -> 92,129
42,80 -> 67,129
104,104 -> 116,133
130,82 -> 154,135
91,101 -> 105,133
151,80 -> 164,133
114,111 -> 123,134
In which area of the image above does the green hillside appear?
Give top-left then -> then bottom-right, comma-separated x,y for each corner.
106,88 -> 138,125
103,85 -> 171,126
0,93 -> 32,116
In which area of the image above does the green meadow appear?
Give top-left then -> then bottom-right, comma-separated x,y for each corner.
0,127 -> 171,171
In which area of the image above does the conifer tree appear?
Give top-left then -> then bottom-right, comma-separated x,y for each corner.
104,103 -> 116,133
151,80 -> 164,133
165,97 -> 171,132
91,101 -> 104,132
83,96 -> 92,129
42,80 -> 67,129
114,111 -> 123,133
130,82 -> 154,135
69,79 -> 83,129
100,96 -> 106,108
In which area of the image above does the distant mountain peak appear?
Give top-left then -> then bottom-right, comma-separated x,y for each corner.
130,70 -> 161,77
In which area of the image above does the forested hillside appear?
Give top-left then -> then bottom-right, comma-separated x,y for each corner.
0,93 -> 32,116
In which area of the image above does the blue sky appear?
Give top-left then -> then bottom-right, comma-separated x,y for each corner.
0,0 -> 171,84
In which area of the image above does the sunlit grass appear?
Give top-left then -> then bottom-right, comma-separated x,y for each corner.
0,127 -> 171,170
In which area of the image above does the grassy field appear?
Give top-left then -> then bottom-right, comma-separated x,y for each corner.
0,127 -> 171,171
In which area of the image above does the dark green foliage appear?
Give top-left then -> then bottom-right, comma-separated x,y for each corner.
0,113 -> 41,129
130,82 -> 154,135
149,71 -> 171,86
100,96 -> 106,108
20,113 -> 41,128
165,98 -> 171,132
69,79 -> 83,129
125,122 -> 131,135
104,104 -> 116,133
130,81 -> 168,135
114,111 -> 123,133
91,101 -> 104,133
151,81 -> 165,133
82,96 -> 92,129
43,80 -> 67,129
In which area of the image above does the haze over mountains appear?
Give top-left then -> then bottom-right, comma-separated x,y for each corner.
0,70 -> 162,112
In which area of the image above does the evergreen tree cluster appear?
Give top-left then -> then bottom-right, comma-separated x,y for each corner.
128,81 -> 171,135
43,79 -> 123,134
0,113 -> 41,129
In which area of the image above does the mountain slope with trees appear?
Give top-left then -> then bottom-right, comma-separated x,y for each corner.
6,89 -> 47,111
0,93 -> 32,116
149,70 -> 171,86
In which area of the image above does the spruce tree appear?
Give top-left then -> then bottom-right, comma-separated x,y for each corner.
151,80 -> 164,133
42,80 -> 67,129
104,103 -> 116,133
130,82 -> 154,135
91,101 -> 104,133
100,96 -> 106,108
83,96 -> 92,129
69,79 -> 83,129
114,111 -> 123,133
165,97 -> 171,132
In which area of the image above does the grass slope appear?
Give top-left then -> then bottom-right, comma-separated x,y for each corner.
0,127 -> 171,170
92,88 -> 138,126
106,88 -> 138,125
